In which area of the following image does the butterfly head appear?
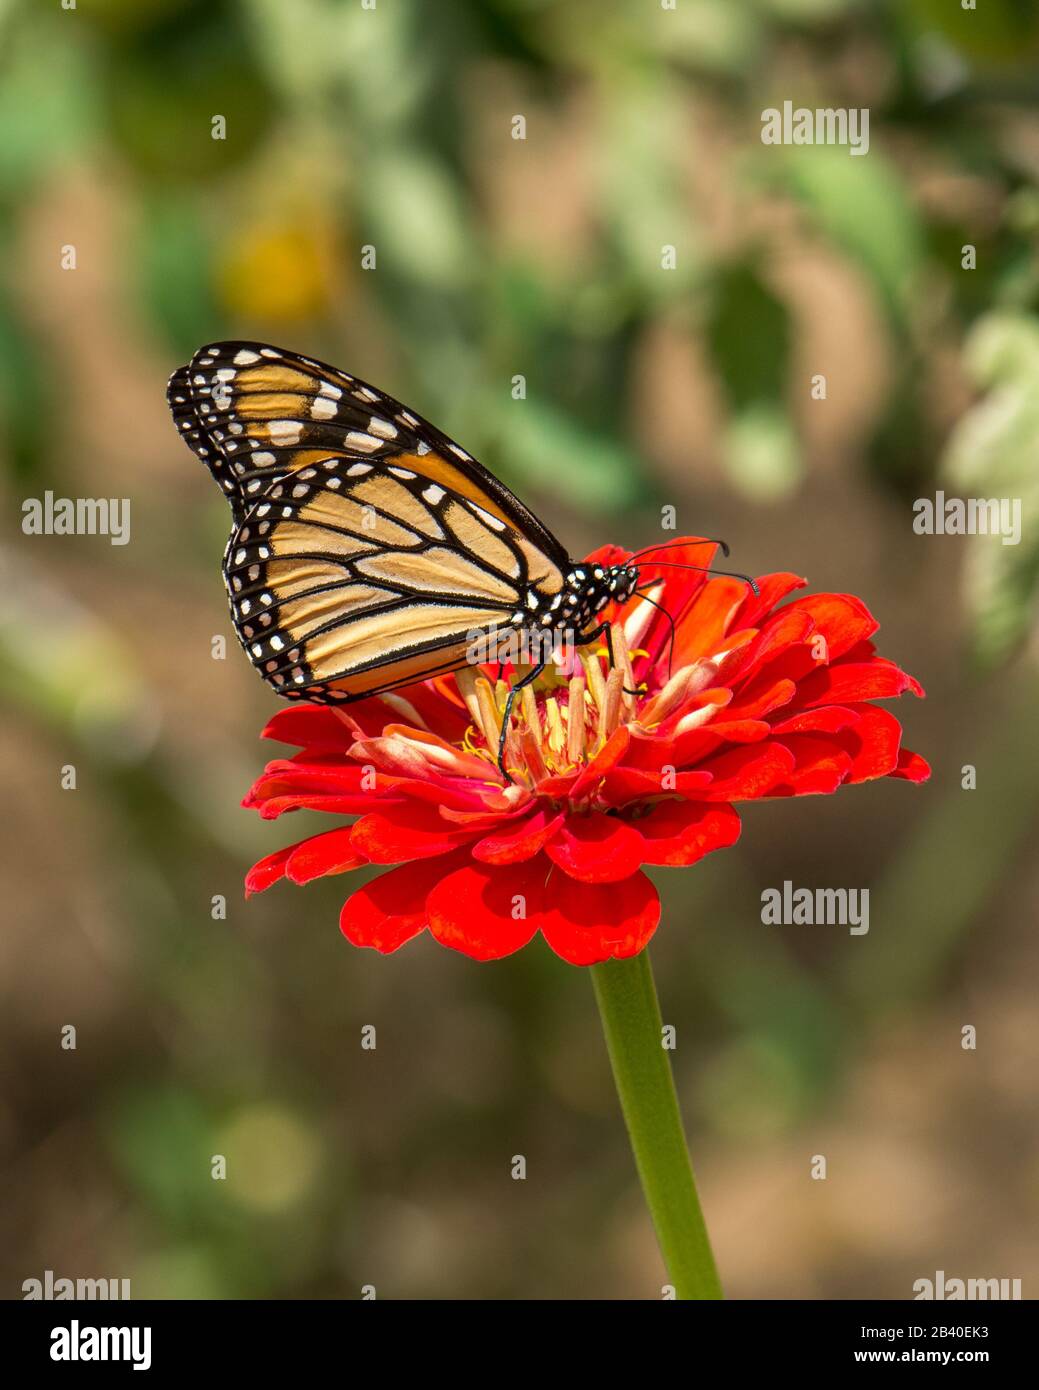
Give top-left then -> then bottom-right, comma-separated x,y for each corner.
557,561 -> 640,634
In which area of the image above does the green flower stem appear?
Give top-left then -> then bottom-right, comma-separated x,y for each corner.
591,949 -> 723,1300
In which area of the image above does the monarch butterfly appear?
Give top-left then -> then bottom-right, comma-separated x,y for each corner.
167,341 -> 743,777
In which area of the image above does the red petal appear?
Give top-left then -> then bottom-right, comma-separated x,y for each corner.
261,705 -> 353,750
768,734 -> 853,796
545,813 -> 645,883
724,678 -> 799,721
890,748 -> 931,782
770,706 -> 860,735
472,807 -> 565,865
339,857 -> 455,953
568,726 -> 631,801
694,742 -> 795,800
250,793 -> 403,821
734,572 -> 807,629
782,592 -> 878,660
244,844 -> 295,896
540,871 -> 660,966
835,705 -> 902,783
426,859 -> 545,961
672,577 -> 750,665
626,718 -> 768,773
635,800 -> 741,866
718,608 -> 815,687
794,660 -> 916,708
350,804 -> 477,862
285,827 -> 368,885
599,766 -> 712,807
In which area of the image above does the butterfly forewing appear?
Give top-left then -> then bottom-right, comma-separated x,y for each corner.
167,342 -> 569,565
169,341 -> 578,706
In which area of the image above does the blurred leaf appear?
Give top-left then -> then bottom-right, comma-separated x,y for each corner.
706,261 -> 790,410
761,0 -> 853,21
724,402 -> 802,501
705,262 -> 801,497
0,11 -> 96,196
102,3 -> 278,182
495,395 -> 643,515
137,195 -> 218,355
647,0 -> 764,77
941,311 -> 1039,666
779,147 -> 924,327
911,0 -> 1039,67
0,551 -> 157,759
596,76 -> 702,303
0,297 -> 51,482
107,1085 -> 221,1226
360,148 -> 477,289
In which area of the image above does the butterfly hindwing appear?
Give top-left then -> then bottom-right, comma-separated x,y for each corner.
224,455 -> 567,700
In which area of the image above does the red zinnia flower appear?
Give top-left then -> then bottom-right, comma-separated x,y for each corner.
242,539 -> 929,965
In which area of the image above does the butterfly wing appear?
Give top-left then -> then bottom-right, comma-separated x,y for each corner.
225,454 -> 568,701
168,341 -> 568,569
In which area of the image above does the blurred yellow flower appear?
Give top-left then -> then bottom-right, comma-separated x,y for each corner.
217,218 -> 340,323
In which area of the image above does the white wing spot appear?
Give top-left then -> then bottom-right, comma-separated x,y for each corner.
269,420 -> 303,445
467,501 -> 507,532
345,431 -> 381,453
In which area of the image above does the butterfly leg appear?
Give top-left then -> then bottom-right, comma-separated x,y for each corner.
577,622 -> 640,696
497,660 -> 546,782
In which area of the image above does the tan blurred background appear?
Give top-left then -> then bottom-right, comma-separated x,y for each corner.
2,0 -> 1038,1298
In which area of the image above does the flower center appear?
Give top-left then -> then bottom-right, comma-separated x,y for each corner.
453,623 -> 721,791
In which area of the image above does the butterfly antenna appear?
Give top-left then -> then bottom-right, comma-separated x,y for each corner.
638,560 -> 759,597
632,585 -> 679,680
631,536 -> 731,561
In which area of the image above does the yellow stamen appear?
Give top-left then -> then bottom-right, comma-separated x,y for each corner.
519,725 -> 549,782
613,622 -> 638,716
567,675 -> 586,764
544,696 -> 566,757
520,682 -> 541,741
474,676 -> 502,747
581,646 -> 608,714
601,666 -> 624,740
454,667 -> 484,730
